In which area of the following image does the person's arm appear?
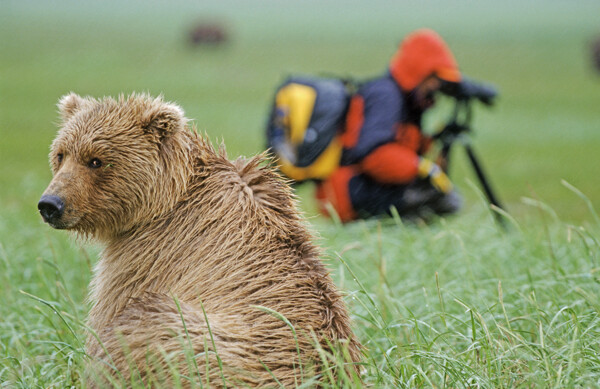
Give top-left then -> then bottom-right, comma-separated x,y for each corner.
361,143 -> 453,193
360,143 -> 419,184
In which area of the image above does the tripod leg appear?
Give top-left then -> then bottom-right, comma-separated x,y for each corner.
437,143 -> 452,173
464,144 -> 506,227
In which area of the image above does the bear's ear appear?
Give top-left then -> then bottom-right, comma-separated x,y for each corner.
57,92 -> 87,122
140,102 -> 186,140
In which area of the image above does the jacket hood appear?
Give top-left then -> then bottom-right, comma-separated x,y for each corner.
389,29 -> 461,91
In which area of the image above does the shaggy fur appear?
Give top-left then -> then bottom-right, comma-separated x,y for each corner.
40,93 -> 362,387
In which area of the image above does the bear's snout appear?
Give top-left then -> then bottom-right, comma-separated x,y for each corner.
38,195 -> 65,226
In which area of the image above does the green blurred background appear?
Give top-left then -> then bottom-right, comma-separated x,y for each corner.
1,0 -> 599,224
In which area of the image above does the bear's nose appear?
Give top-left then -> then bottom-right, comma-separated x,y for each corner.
38,195 -> 65,223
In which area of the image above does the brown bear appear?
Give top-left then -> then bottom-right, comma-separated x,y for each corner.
38,93 -> 362,387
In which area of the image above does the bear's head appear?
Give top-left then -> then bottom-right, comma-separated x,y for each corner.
38,93 -> 193,240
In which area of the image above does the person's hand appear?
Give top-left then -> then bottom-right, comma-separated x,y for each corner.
418,158 -> 453,193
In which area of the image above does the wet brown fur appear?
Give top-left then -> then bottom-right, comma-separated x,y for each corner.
40,93 -> 362,387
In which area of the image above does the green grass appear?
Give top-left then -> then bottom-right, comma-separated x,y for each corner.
1,0 -> 600,387
3,196 -> 600,387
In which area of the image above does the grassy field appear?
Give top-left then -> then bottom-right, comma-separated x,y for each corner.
1,0 -> 600,387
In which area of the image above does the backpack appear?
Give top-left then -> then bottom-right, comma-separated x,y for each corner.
266,76 -> 354,182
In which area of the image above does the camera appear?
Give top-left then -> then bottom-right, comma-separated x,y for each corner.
440,77 -> 498,105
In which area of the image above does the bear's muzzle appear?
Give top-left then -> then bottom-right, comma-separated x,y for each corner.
38,194 -> 65,227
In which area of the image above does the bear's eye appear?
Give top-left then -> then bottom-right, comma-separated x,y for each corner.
88,158 -> 102,169
57,153 -> 63,164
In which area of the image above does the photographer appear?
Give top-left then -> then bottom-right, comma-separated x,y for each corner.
316,29 -> 467,222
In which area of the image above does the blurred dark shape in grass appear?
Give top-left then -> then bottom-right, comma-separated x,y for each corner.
189,21 -> 229,46
591,35 -> 600,73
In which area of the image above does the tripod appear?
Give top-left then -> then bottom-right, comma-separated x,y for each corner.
434,97 -> 505,226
